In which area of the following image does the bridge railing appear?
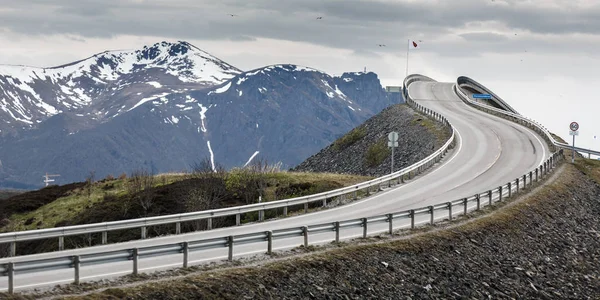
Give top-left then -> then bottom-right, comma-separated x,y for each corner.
455,77 -> 600,157
0,149 -> 564,294
0,75 -> 456,257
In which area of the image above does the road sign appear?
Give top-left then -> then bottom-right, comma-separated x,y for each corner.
569,131 -> 579,136
388,141 -> 399,147
388,131 -> 399,174
570,122 -> 579,131
388,131 -> 399,142
472,94 -> 492,99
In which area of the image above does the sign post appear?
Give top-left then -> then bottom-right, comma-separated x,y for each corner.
472,94 -> 492,99
388,132 -> 399,174
569,122 -> 579,163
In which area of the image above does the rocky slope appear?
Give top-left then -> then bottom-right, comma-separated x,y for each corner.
293,104 -> 451,177
33,160 -> 600,299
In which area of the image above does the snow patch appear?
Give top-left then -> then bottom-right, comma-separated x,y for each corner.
207,141 -> 216,172
198,103 -> 208,132
238,90 -> 243,97
208,81 -> 231,95
171,116 -> 179,124
243,151 -> 260,167
146,81 -> 162,88
343,78 -> 353,82
129,92 -> 170,111
347,106 -> 355,111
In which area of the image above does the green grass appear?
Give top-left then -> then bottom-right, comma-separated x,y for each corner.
333,126 -> 367,151
411,113 -> 449,146
364,139 -> 390,167
1,172 -> 372,233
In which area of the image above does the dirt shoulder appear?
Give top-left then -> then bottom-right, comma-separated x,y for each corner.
6,160 -> 600,299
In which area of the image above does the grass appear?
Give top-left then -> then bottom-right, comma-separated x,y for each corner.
411,113 -> 450,146
1,172 -> 371,233
364,139 -> 390,167
573,157 -> 600,185
333,126 -> 367,151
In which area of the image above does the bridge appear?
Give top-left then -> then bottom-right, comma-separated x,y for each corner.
0,74 -> 593,293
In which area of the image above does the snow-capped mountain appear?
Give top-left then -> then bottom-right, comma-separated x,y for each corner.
0,41 -> 240,135
0,42 -> 401,188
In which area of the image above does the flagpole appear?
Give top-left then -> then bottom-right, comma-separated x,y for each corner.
405,39 -> 410,78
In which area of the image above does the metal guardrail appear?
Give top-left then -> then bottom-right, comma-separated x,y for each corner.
0,75 -> 457,258
0,75 -> 568,294
455,76 -> 600,157
0,150 -> 564,294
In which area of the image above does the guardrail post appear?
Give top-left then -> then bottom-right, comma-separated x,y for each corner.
102,231 -> 108,244
401,174 -> 405,183
182,242 -> 189,268
516,178 -> 520,193
259,210 -> 264,222
8,262 -> 14,294
73,255 -> 80,285
9,242 -> 16,257
141,227 -> 147,239
176,222 -> 181,234
447,202 -> 452,220
463,198 -> 468,215
410,210 -> 415,229
207,217 -> 213,229
228,236 -> 234,261
386,214 -> 394,234
353,190 -> 358,200
335,221 -> 341,242
498,186 -> 503,202
267,231 -> 273,255
236,214 -> 241,225
476,194 -> 481,211
488,190 -> 492,205
304,203 -> 308,213
303,226 -> 309,247
508,182 -> 512,198
362,218 -> 368,238
132,248 -> 139,275
535,168 -> 539,181
429,206 -> 434,224
323,198 -> 327,207
366,186 -> 370,196
59,236 -> 64,251
529,171 -> 533,185
523,175 -> 527,188
283,207 -> 288,217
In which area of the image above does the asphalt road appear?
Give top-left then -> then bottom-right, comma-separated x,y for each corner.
0,80 -> 552,292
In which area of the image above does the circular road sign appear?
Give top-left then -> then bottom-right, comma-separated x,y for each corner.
569,122 -> 579,131
388,131 -> 399,142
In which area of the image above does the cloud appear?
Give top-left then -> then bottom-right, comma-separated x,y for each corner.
0,0 -> 599,58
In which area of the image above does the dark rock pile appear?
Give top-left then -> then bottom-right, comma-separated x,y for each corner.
293,104 -> 451,177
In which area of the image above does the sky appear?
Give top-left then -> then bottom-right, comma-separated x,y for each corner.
1,0 -> 599,154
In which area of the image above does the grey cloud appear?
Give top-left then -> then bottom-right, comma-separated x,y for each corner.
0,0 -> 599,57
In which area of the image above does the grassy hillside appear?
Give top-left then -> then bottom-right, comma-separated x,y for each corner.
0,170 -> 371,255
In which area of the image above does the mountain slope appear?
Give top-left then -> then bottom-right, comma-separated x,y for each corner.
0,45 -> 400,188
0,41 -> 240,135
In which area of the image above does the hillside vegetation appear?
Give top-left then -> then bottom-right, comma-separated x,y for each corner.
293,104 -> 451,176
21,156 -> 600,299
0,163 -> 370,256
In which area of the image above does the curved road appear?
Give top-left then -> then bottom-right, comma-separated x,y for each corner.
0,79 -> 552,292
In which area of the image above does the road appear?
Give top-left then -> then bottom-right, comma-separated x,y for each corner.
0,80 -> 552,292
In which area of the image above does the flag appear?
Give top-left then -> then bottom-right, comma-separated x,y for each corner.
412,41 -> 418,48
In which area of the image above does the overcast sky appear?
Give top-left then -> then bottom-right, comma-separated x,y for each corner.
1,0 -> 599,152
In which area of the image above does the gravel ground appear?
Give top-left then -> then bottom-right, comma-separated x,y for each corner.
293,104 -> 451,177
6,158 -> 600,299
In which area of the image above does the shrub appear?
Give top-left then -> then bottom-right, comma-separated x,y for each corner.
333,126 -> 367,151
364,139 -> 390,167
118,173 -> 127,180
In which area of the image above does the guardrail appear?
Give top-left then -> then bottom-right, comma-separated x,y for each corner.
0,148 -> 564,294
0,75 -> 457,258
455,76 -> 600,157
456,76 -> 519,114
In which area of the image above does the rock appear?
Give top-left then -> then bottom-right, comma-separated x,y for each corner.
380,261 -> 389,268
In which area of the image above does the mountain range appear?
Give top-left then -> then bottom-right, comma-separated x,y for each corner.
0,41 -> 402,188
